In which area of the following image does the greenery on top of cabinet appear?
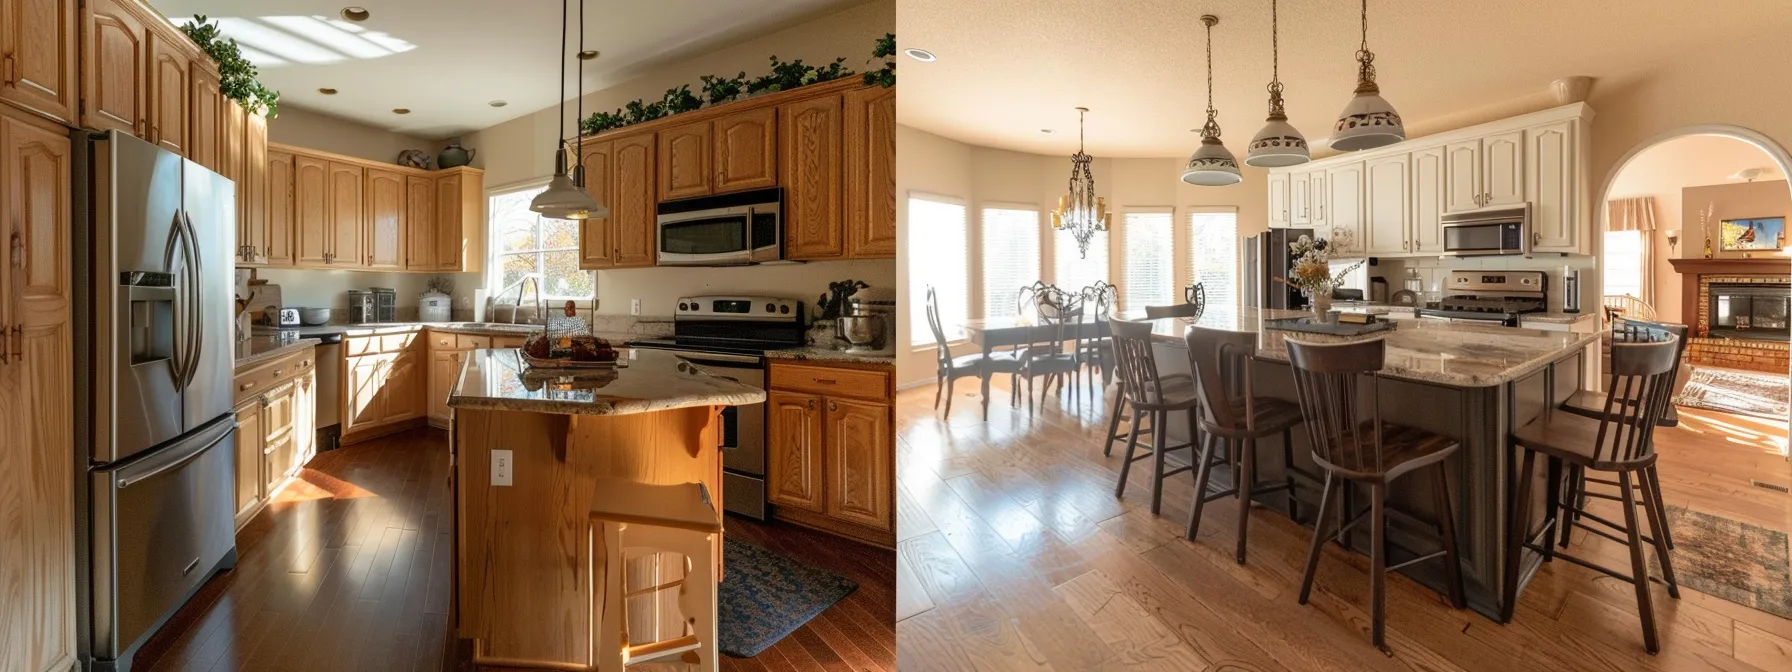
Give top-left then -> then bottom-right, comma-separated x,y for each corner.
180,16 -> 281,117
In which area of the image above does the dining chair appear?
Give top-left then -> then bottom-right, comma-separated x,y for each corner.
1016,293 -> 1087,412
1108,319 -> 1200,514
925,287 -> 1010,419
1601,294 -> 1658,322
1182,326 -> 1308,563
1079,281 -> 1119,390
1186,283 -> 1207,316
1501,335 -> 1681,654
1144,303 -> 1202,319
1286,337 -> 1466,654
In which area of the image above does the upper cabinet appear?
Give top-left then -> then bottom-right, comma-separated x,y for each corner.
264,143 -> 484,273
611,133 -> 657,268
265,148 -> 295,267
144,29 -> 188,155
186,61 -> 218,169
0,0 -> 79,123
1266,172 -> 1290,229
404,175 -> 434,270
292,154 -> 330,266
364,168 -> 405,269
781,94 -> 843,260
80,0 -> 144,135
843,84 -> 896,258
658,119 -> 711,199
328,161 -> 364,266
714,106 -> 777,193
1267,103 -> 1593,258
577,140 -> 614,269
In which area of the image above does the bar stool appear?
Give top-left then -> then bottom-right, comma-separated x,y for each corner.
1183,326 -> 1308,564
1108,319 -> 1200,515
1501,337 -> 1681,654
587,478 -> 722,671
1285,337 -> 1466,653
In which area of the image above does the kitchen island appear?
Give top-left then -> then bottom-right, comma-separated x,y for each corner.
1142,309 -> 1598,620
448,348 -> 765,669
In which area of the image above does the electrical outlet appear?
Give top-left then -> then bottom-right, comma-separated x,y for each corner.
492,449 -> 513,486
630,299 -> 642,316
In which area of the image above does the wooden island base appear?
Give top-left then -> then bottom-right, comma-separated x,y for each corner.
453,405 -> 724,670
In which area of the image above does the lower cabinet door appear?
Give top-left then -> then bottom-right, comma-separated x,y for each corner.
428,349 -> 459,422
382,352 -> 424,422
823,398 -> 893,531
232,401 -> 264,528
344,354 -> 384,434
767,390 -> 824,512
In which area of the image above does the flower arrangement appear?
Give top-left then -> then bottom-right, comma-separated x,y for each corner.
1276,235 -> 1364,296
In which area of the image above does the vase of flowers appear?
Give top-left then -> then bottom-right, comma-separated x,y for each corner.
1276,235 -> 1363,323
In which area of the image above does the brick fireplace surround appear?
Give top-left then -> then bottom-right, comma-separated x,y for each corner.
1668,257 -> 1792,373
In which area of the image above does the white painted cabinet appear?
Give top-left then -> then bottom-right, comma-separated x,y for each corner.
1365,154 -> 1411,256
1482,130 -> 1526,207
1526,120 -> 1579,253
1411,146 -> 1446,254
1267,171 -> 1291,228
1444,140 -> 1482,214
1324,162 -> 1365,256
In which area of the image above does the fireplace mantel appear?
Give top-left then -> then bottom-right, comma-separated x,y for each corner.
1668,257 -> 1792,275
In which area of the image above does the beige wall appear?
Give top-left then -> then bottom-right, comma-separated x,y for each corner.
268,105 -> 438,164
894,124 -> 1266,385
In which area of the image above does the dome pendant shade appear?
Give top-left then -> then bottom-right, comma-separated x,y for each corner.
1182,136 -> 1242,186
1329,82 -> 1405,151
530,148 -> 603,220
1246,113 -> 1310,167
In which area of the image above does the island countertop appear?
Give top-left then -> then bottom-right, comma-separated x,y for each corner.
447,347 -> 766,416
1142,308 -> 1598,388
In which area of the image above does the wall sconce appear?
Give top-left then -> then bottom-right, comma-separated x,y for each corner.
1665,229 -> 1680,253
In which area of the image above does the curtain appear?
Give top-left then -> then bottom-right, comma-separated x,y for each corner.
1607,196 -> 1658,305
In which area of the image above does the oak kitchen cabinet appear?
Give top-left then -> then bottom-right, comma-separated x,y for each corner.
364,167 -> 405,270
185,59 -> 218,170
0,103 -> 75,672
579,131 -> 657,269
343,332 -> 425,444
657,106 -> 777,200
424,331 -> 523,427
766,360 -> 894,547
144,27 -> 188,155
80,0 -> 145,135
230,345 -> 317,530
430,168 -> 484,272
267,144 -> 484,272
843,84 -> 896,258
780,94 -> 843,259
0,0 -> 79,124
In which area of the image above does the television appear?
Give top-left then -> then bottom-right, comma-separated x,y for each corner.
1718,216 -> 1786,251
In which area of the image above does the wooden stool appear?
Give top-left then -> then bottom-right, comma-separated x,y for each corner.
1502,337 -> 1681,654
1183,326 -> 1311,564
1108,320 -> 1201,515
1286,337 -> 1466,653
587,479 -> 722,671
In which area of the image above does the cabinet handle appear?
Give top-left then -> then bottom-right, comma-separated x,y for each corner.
807,398 -> 816,410
0,325 -> 9,365
8,325 -> 19,361
273,368 -> 283,377
813,378 -> 837,385
828,401 -> 837,412
3,54 -> 14,86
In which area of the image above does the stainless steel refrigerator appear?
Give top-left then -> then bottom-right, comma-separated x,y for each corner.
72,131 -> 239,671
1245,227 -> 1314,310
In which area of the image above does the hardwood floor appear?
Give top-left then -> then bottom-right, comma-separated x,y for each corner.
132,427 -> 896,672
895,375 -> 1792,671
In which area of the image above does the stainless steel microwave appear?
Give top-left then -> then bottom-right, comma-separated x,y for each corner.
1440,204 -> 1532,257
656,187 -> 783,266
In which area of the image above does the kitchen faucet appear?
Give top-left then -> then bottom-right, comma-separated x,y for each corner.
491,273 -> 547,325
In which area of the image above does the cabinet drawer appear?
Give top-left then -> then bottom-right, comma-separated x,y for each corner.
493,336 -> 526,349
233,348 -> 314,406
428,331 -> 456,349
345,335 -> 381,355
457,334 -> 492,350
382,333 -> 417,352
264,384 -> 295,435
770,363 -> 890,401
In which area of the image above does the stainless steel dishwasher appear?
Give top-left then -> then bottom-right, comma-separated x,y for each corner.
313,334 -> 344,451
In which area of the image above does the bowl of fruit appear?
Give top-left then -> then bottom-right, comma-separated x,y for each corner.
520,332 -> 624,370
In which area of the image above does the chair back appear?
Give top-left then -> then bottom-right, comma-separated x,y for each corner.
1018,281 -> 1070,318
1084,282 -> 1117,340
1587,336 -> 1680,465
924,287 -> 954,366
1286,338 -> 1390,475
1613,317 -> 1689,366
1186,283 -> 1207,316
1029,293 -> 1087,355
1601,294 -> 1658,322
1145,303 -> 1203,319
1183,326 -> 1260,431
1110,319 -> 1170,406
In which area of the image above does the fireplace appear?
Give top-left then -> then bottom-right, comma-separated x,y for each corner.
1707,282 -> 1791,341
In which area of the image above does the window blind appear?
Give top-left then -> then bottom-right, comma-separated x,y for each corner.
1603,230 -> 1645,298
908,195 -> 970,344
1121,210 -> 1174,311
1054,226 -> 1109,296
1188,211 -> 1239,318
981,207 -> 1041,318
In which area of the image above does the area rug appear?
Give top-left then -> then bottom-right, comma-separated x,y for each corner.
719,538 -> 858,658
1651,505 -> 1792,619
1674,367 -> 1790,421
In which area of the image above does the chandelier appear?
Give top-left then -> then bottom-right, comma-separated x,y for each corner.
1051,107 -> 1109,259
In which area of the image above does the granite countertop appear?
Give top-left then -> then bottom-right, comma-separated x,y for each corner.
1140,308 -> 1598,387
764,346 -> 895,366
1518,311 -> 1599,325
235,336 -> 320,368
448,348 -> 766,416
257,321 -> 544,337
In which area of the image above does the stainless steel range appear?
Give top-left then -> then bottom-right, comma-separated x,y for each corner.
1415,270 -> 1549,326
628,296 -> 806,519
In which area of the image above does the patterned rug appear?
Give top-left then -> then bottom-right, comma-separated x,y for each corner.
1652,506 -> 1792,619
1674,367 -> 1790,420
720,538 -> 858,658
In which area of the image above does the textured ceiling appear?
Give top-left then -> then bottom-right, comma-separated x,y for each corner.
150,0 -> 864,137
897,0 -> 1792,158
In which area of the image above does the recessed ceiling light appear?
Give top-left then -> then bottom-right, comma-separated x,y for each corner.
903,48 -> 936,62
577,50 -> 600,61
340,7 -> 370,22
489,100 -> 508,108
1040,129 -> 1054,134
317,87 -> 338,95
392,108 -> 411,115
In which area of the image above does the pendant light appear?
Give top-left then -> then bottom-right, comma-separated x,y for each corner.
1051,107 -> 1109,259
1329,0 -> 1404,151
1245,0 -> 1310,167
1182,15 -> 1241,186
530,0 -> 604,220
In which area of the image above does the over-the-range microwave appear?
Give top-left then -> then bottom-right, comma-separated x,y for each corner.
656,187 -> 785,266
1439,204 -> 1532,257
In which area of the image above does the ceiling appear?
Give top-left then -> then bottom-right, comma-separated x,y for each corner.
898,0 -> 1792,158
150,0 -> 863,138
1611,135 -> 1782,196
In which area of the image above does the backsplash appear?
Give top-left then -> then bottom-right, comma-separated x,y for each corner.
1372,255 -> 1597,312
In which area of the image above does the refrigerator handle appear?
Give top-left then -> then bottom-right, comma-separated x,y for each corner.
179,211 -> 204,389
163,211 -> 190,390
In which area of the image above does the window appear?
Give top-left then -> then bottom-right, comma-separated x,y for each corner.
980,206 -> 1040,318
490,185 -> 593,299
1121,209 -> 1174,311
1604,230 -> 1645,298
1054,225 -> 1109,295
1188,210 -> 1239,317
908,194 -> 969,344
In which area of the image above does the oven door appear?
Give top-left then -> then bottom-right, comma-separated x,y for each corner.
659,349 -> 769,519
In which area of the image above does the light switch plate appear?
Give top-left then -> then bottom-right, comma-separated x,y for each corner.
492,449 -> 513,486
630,298 -> 642,315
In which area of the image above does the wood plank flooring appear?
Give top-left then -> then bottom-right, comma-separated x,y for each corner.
131,427 -> 896,672
895,375 -> 1792,671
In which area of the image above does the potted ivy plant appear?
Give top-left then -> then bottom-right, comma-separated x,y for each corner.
180,15 -> 281,115
700,72 -> 747,105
